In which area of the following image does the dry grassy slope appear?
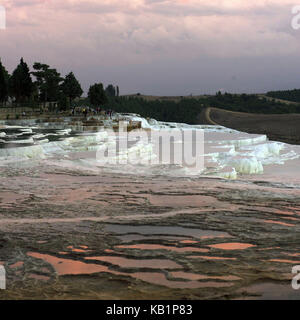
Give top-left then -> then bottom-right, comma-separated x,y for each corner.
201,107 -> 300,145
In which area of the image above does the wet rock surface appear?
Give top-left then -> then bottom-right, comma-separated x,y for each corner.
0,163 -> 299,300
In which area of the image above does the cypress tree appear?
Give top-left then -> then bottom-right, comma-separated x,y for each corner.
88,83 -> 108,106
61,72 -> 83,105
0,60 -> 8,104
10,58 -> 33,103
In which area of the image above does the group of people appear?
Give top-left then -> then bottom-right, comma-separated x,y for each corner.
71,106 -> 115,119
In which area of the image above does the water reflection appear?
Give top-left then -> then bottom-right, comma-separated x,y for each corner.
190,256 -> 237,261
26,251 -> 225,289
85,256 -> 181,269
263,220 -> 295,227
9,261 -> 24,269
208,243 -> 256,250
67,245 -> 91,253
268,259 -> 300,264
27,252 -> 118,276
115,244 -> 209,253
106,224 -> 229,239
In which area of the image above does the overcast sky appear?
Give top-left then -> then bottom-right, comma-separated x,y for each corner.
1,0 -> 300,95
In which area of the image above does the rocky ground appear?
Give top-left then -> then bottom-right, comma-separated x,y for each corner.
0,162 -> 299,300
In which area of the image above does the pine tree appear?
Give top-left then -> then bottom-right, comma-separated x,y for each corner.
88,83 -> 108,106
9,58 -> 33,103
32,62 -> 63,105
61,72 -> 83,105
0,60 -> 9,104
105,84 -> 116,97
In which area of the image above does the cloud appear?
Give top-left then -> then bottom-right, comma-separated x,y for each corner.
0,0 -> 299,94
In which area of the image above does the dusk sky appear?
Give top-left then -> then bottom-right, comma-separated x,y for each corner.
1,0 -> 300,95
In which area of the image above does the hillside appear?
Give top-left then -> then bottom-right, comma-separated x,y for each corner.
198,107 -> 300,145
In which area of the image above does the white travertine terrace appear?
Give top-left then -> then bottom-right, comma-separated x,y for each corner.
0,114 -> 299,181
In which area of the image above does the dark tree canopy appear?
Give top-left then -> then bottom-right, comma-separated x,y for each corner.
9,58 -> 33,103
267,89 -> 300,103
61,72 -> 83,103
57,92 -> 70,110
1,57 -> 300,118
0,59 -> 85,109
0,60 -> 9,103
88,83 -> 108,106
32,62 -> 63,103
105,84 -> 116,97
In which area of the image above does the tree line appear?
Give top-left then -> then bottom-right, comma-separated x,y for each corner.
206,91 -> 300,114
74,91 -> 300,125
266,89 -> 300,103
1,58 -> 300,122
106,91 -> 300,124
0,58 -> 119,110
